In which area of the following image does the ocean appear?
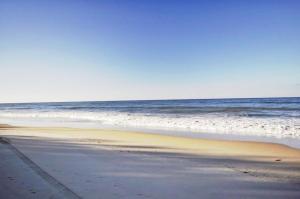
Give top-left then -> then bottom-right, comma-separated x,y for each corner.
0,97 -> 300,146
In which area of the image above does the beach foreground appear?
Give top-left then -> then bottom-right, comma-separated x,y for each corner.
1,124 -> 300,198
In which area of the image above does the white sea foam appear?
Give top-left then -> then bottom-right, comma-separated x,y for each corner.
0,110 -> 299,139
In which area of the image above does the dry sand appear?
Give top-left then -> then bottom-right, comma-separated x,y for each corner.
1,125 -> 300,198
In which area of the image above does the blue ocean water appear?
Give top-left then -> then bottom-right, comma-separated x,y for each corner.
0,97 -> 300,140
1,97 -> 300,116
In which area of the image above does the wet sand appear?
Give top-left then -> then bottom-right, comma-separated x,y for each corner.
1,125 -> 300,198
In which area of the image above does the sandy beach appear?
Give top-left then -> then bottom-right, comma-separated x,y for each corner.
1,124 -> 300,198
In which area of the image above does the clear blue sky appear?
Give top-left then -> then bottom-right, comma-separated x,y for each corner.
1,0 -> 299,102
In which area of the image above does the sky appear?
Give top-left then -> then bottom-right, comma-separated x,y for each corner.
0,0 -> 299,103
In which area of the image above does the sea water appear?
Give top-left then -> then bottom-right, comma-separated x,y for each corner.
1,98 -> 299,147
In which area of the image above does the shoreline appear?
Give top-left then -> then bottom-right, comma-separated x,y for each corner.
1,120 -> 300,149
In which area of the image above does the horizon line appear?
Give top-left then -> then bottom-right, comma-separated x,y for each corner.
0,96 -> 299,104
